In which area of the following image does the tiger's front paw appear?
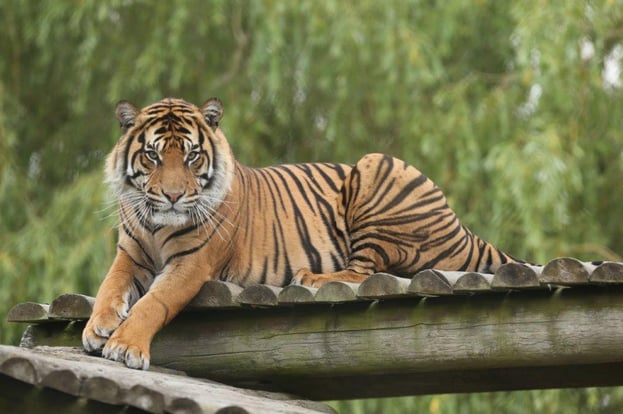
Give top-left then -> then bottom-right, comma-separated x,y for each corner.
82,296 -> 130,353
102,326 -> 150,370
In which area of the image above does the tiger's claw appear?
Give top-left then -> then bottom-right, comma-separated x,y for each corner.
102,326 -> 150,370
82,295 -> 130,353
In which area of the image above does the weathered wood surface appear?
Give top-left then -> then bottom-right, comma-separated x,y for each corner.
0,345 -> 334,414
16,286 -> 623,400
48,294 -> 94,320
8,259 -> 623,400
9,260 -> 621,323
7,303 -> 50,323
590,261 -> 623,284
187,281 -> 243,309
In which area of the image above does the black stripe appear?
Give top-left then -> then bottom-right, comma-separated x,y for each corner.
266,166 -> 323,271
351,242 -> 391,268
457,235 -> 475,271
417,234 -> 469,270
295,210 -> 323,272
117,244 -> 156,276
122,132 -> 141,177
373,155 -> 394,183
382,173 -> 429,212
162,213 -> 226,266
259,257 -> 268,284
308,163 -> 341,193
260,168 -> 288,214
121,223 -> 156,268
132,276 -> 147,297
161,221 -> 205,247
277,166 -> 317,215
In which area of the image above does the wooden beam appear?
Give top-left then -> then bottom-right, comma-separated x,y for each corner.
358,273 -> 410,298
0,346 -> 334,414
10,261 -> 621,323
48,294 -> 94,320
491,263 -> 541,289
0,374 -> 138,414
315,281 -> 360,303
18,287 -> 623,400
591,262 -> 623,284
7,303 -> 50,323
187,281 -> 242,308
540,257 -> 595,286
237,285 -> 282,307
278,285 -> 317,304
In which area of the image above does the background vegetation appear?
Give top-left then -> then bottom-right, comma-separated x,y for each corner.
1,1 -> 622,412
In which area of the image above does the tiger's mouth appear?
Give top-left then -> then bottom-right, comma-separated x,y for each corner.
151,206 -> 192,227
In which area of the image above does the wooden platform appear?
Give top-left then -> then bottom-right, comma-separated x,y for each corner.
0,345 -> 334,413
8,258 -> 623,400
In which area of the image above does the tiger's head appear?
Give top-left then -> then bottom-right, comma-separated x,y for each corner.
106,97 -> 235,227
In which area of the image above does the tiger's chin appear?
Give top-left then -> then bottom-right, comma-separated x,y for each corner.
151,210 -> 191,227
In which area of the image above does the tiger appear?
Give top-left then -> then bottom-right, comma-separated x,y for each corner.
82,97 -> 522,370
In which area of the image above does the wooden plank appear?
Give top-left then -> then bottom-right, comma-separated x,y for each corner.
167,397 -> 203,414
237,285 -> 282,307
408,270 -> 453,296
188,281 -> 243,309
540,257 -> 595,286
357,273 -> 411,299
48,294 -> 95,320
83,376 -> 125,405
432,271 -> 494,294
0,346 -> 335,414
0,357 -> 38,384
278,285 -> 318,304
491,263 -> 541,290
7,303 -> 50,323
126,385 -> 165,413
10,262 -> 623,324
452,272 -> 494,294
0,374 -> 134,414
23,288 -> 623,400
590,262 -> 623,284
41,369 -> 81,396
314,282 -> 361,303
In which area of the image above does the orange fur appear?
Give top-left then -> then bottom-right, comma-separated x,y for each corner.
83,98 -> 522,369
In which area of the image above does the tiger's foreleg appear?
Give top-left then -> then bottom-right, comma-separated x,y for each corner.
82,249 -> 143,354
100,263 -> 207,370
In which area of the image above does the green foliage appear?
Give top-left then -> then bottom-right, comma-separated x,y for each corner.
1,0 -> 622,411
330,388 -> 623,414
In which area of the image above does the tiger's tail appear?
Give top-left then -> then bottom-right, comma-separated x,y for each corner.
471,230 -> 527,273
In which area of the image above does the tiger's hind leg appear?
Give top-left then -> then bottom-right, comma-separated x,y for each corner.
292,268 -> 371,288
292,154 -> 417,288
299,153 -> 464,289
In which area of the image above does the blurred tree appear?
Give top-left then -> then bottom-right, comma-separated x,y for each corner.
1,0 -> 622,411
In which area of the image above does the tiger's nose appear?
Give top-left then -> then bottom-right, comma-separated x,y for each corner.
163,190 -> 184,204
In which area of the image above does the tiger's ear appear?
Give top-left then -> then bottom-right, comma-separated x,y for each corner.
115,100 -> 139,132
200,98 -> 223,128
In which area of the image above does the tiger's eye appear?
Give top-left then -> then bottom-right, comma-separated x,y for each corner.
187,151 -> 200,163
145,150 -> 159,162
